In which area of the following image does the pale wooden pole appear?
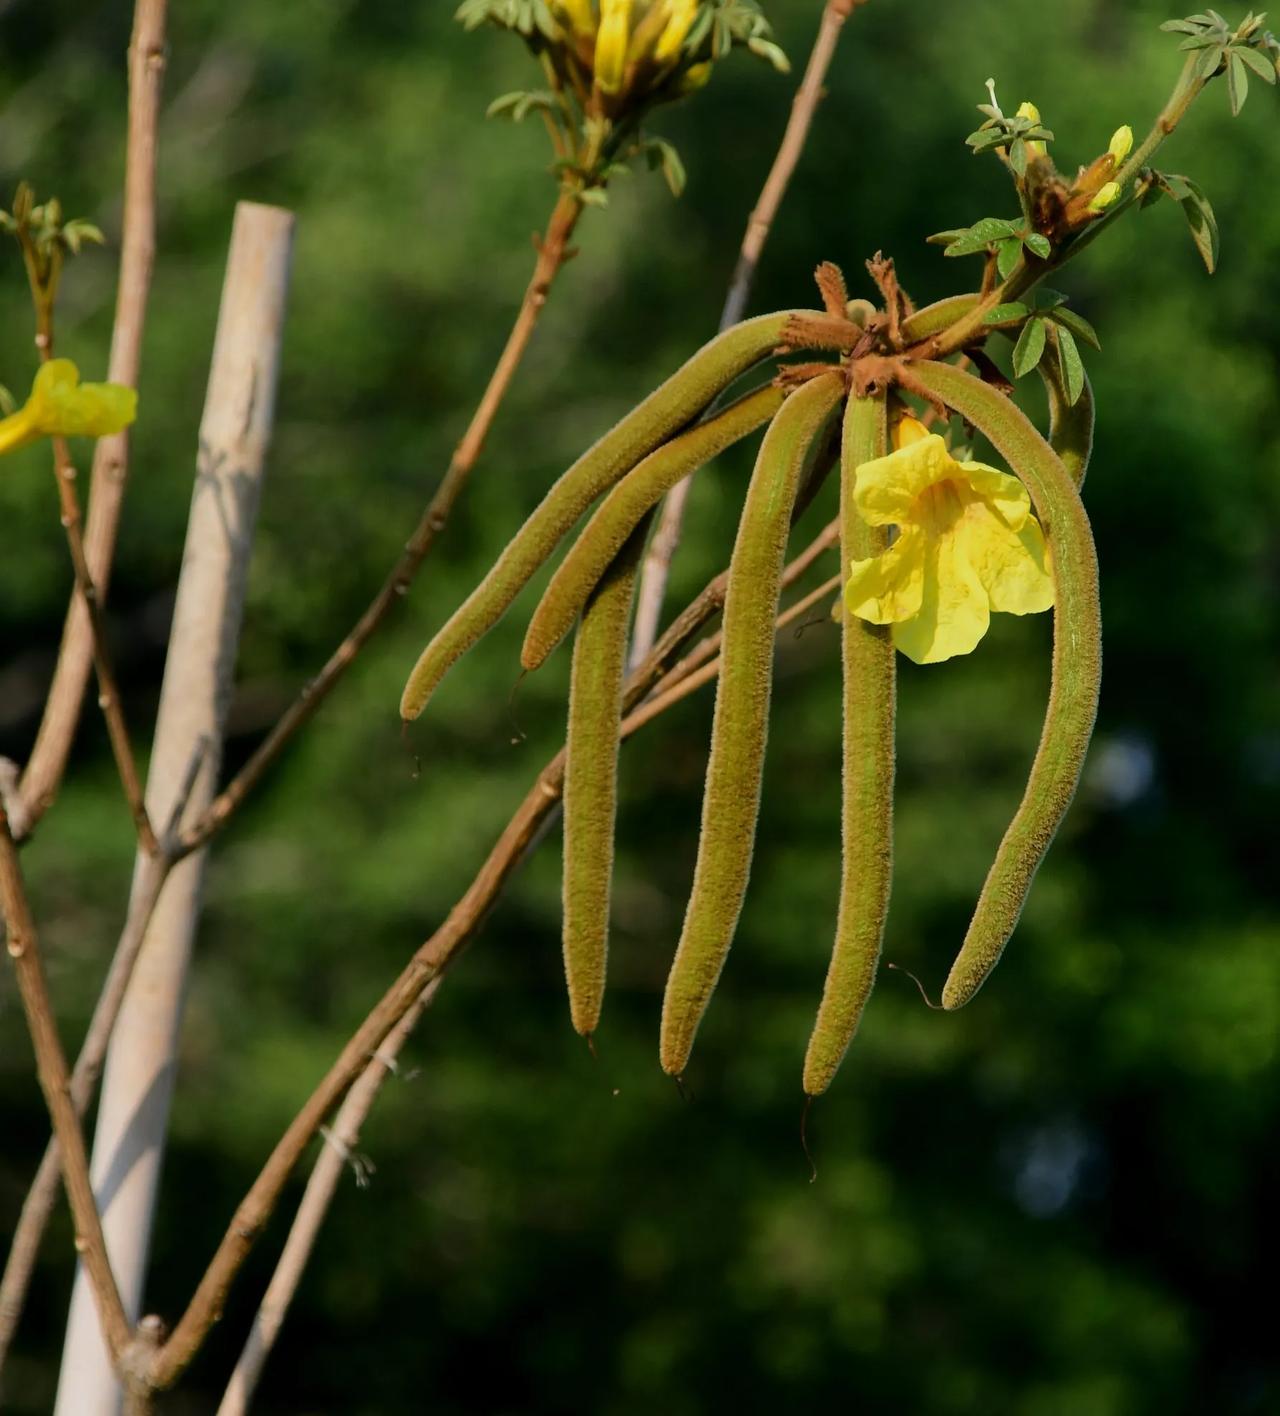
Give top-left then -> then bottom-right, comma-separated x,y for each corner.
54,202 -> 295,1416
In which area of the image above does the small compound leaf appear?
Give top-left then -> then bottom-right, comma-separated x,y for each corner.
1227,50 -> 1250,112
1161,18 -> 1205,32
1234,43 -> 1278,80
1008,137 -> 1028,176
1011,315 -> 1047,377
1023,231 -> 1052,259
645,138 -> 687,197
1053,325 -> 1086,406
1180,177 -> 1220,272
578,186 -> 609,207
996,237 -> 1022,279
1156,170 -> 1195,201
1194,42 -> 1227,77
1049,305 -> 1101,350
927,228 -> 970,246
943,216 -> 1024,256
984,301 -> 1031,325
1034,288 -> 1069,310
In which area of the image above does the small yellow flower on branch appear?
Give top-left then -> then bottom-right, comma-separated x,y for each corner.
0,359 -> 137,458
843,417 -> 1054,664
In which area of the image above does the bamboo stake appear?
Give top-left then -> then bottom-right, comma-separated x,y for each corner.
54,202 -> 294,1416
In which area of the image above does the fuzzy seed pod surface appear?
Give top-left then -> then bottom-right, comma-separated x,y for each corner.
659,371 -> 845,1077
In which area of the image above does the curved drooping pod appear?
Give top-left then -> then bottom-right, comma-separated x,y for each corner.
400,310 -> 818,721
659,372 -> 846,1079
561,515 -> 653,1039
801,390 -> 896,1099
522,383 -> 785,672
912,359 -> 1103,1011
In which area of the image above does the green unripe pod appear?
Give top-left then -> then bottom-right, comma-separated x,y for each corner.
401,311 -> 816,721
523,383 -> 784,672
562,515 -> 651,1039
659,372 -> 846,1078
912,360 -> 1102,1010
802,391 -> 896,1098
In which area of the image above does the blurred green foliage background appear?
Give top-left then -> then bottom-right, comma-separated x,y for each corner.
1,1 -> 1278,1412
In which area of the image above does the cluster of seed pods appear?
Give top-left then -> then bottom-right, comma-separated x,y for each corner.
400,263 -> 1102,1095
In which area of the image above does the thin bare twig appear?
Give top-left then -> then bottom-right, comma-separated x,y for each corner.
177,189 -> 584,857
19,0 -> 168,834
629,0 -> 865,663
0,851 -> 170,1375
0,807 -> 132,1365
46,431 -> 157,853
143,511 -> 842,1393
215,980 -> 442,1416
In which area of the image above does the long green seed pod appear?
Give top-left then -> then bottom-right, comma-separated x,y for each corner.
1038,330 -> 1095,489
659,372 -> 846,1077
401,311 -> 816,721
802,391 -> 896,1097
562,514 -> 651,1039
900,292 -> 982,344
523,383 -> 785,672
913,359 -> 1102,1010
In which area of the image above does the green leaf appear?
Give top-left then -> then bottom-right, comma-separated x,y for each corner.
1156,170 -> 1195,200
645,138 -> 687,197
1053,325 -> 1086,406
984,301 -> 1031,325
1034,288 -> 1069,310
1161,18 -> 1207,32
1012,315 -> 1047,377
486,91 -> 527,117
1023,231 -> 1052,259
578,187 -> 609,207
926,228 -> 969,247
1008,137 -> 1028,176
1049,305 -> 1102,351
996,237 -> 1022,279
1234,42 -> 1278,80
1194,42 -> 1227,77
1179,177 -> 1220,271
943,216 -> 1024,257
1227,50 -> 1250,111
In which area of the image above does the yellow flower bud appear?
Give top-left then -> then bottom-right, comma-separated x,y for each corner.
1015,100 -> 1047,159
1108,124 -> 1133,164
0,360 -> 137,458
653,0 -> 698,63
893,415 -> 930,450
1087,180 -> 1120,213
677,60 -> 712,93
594,0 -> 632,94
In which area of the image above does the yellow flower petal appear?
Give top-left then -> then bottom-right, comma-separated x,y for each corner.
555,0 -> 595,36
891,531 -> 990,664
853,433 -> 956,526
893,414 -> 930,450
958,459 -> 1032,531
844,527 -> 926,625
0,359 -> 136,457
594,0 -> 631,92
955,498 -> 1054,616
27,359 -> 137,438
653,0 -> 697,62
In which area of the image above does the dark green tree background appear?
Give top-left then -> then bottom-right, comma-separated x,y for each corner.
1,2 -> 1277,1411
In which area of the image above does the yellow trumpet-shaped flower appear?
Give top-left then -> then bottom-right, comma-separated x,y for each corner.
844,418 -> 1054,664
0,359 -> 137,458
594,0 -> 632,93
